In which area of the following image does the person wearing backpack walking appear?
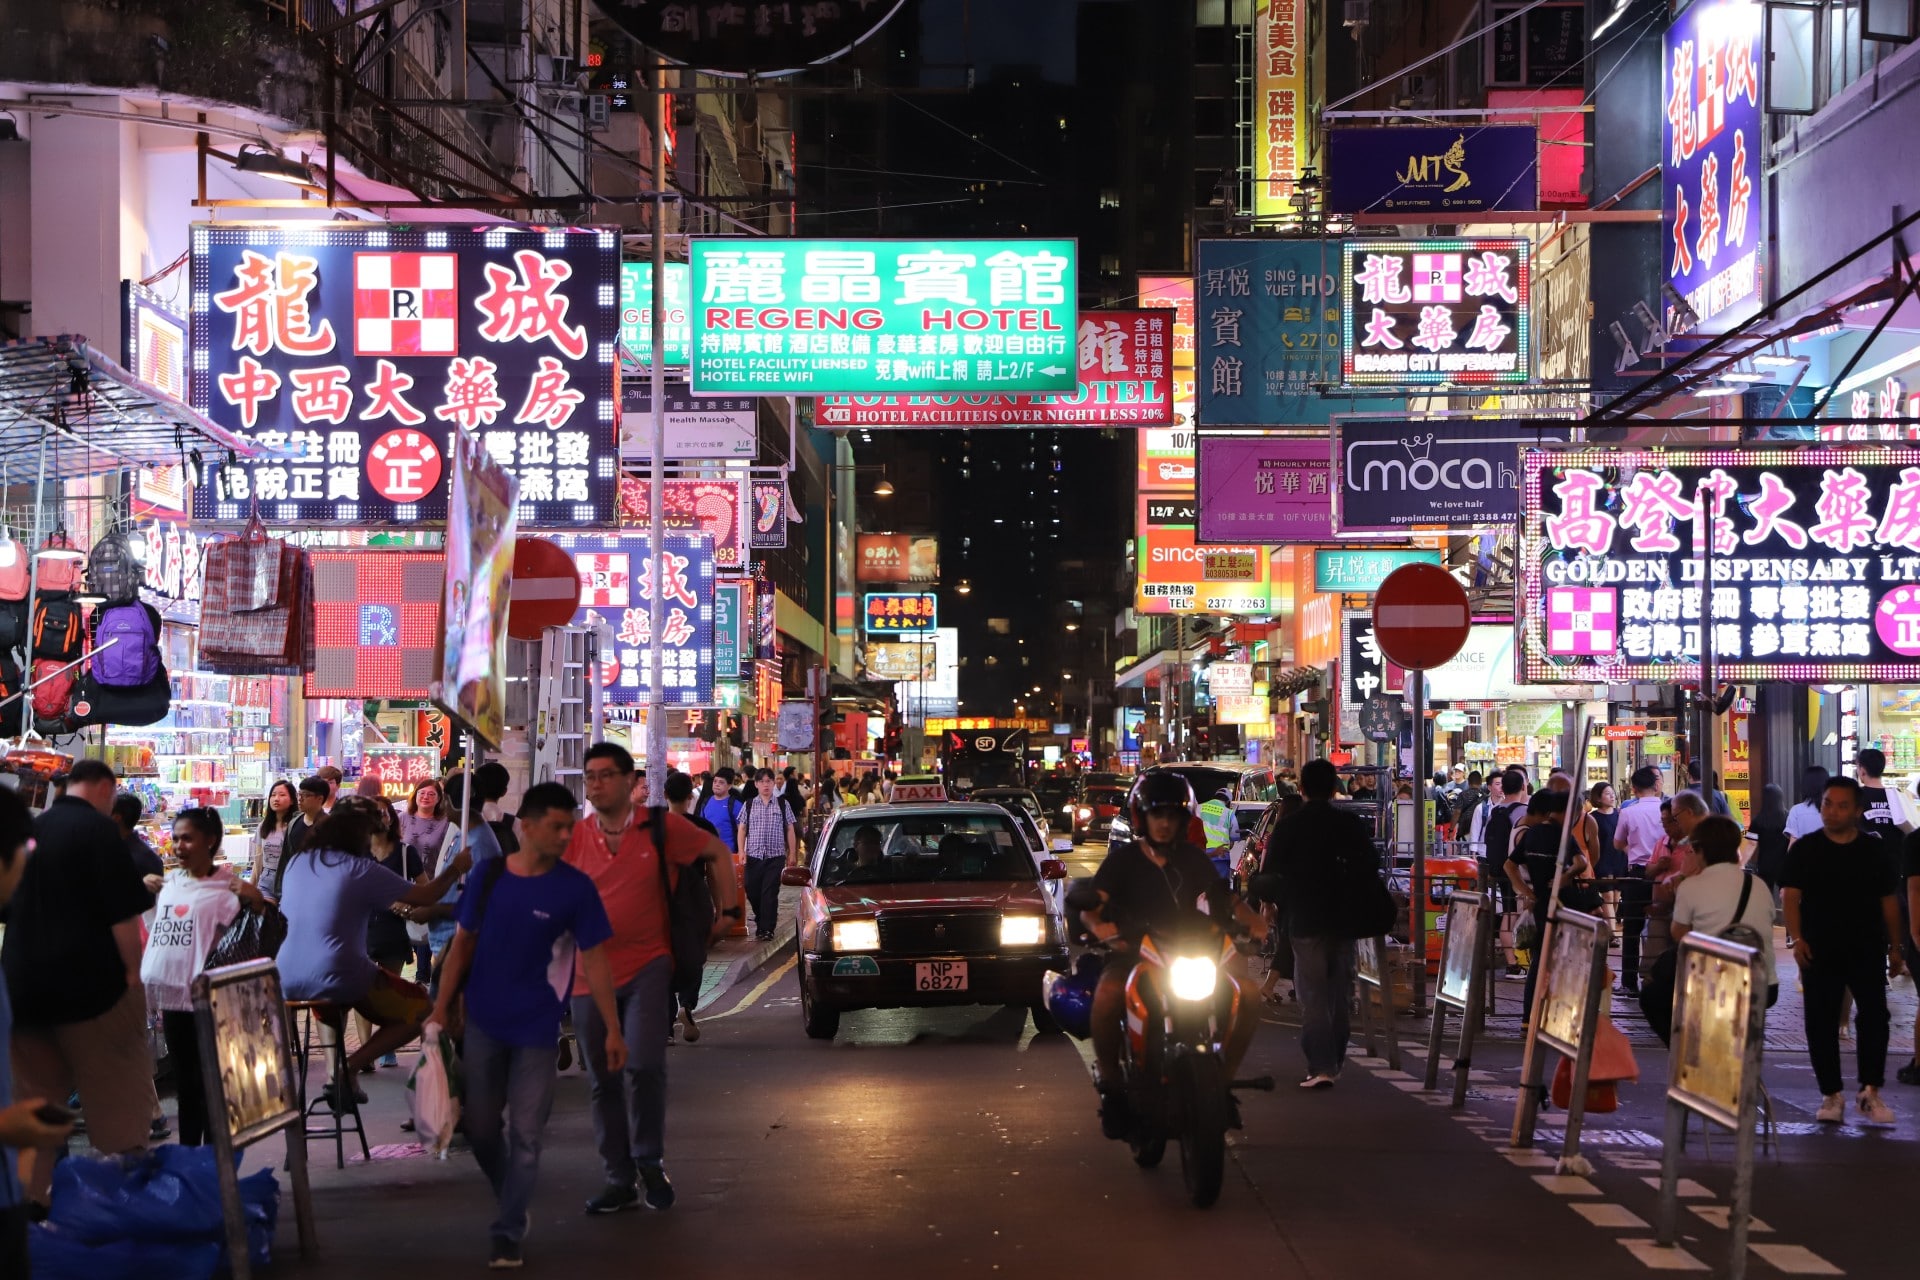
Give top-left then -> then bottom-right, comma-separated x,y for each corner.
1640,816 -> 1777,1046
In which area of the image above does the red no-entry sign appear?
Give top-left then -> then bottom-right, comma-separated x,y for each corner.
507,537 -> 582,640
1372,562 -> 1470,670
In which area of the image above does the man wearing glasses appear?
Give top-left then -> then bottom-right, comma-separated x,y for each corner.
566,743 -> 741,1216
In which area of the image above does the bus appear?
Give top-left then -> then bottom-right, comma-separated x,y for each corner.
939,727 -> 1030,793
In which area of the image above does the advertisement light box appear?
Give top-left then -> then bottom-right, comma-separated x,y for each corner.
1341,238 -> 1530,386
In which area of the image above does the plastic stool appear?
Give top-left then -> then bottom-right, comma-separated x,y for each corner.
287,999 -> 370,1169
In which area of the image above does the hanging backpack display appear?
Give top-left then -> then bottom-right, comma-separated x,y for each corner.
85,529 -> 142,605
0,538 -> 28,602
0,598 -> 25,654
32,595 -> 83,661
0,655 -> 24,736
33,532 -> 83,594
92,600 -> 162,688
30,657 -> 74,721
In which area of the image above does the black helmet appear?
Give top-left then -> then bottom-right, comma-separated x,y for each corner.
1130,771 -> 1196,836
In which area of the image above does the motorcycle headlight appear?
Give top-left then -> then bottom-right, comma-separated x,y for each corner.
1168,955 -> 1218,1001
833,919 -> 880,952
1000,914 -> 1046,947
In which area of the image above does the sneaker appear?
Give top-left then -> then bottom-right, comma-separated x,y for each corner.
639,1167 -> 676,1210
1097,1086 -> 1131,1140
149,1116 -> 172,1141
488,1236 -> 524,1270
380,1053 -> 399,1069
680,1008 -> 701,1044
1299,1073 -> 1336,1090
1858,1088 -> 1897,1127
1815,1093 -> 1847,1123
1896,1061 -> 1920,1087
584,1182 -> 640,1215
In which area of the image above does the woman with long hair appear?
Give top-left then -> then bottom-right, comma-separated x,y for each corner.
399,780 -> 450,859
251,779 -> 298,901
359,798 -> 430,1069
1749,782 -> 1791,891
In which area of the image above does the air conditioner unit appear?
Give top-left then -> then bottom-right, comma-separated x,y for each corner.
539,54 -> 578,84
586,93 -> 611,130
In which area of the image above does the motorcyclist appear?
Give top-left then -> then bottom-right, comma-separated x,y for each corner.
1079,772 -> 1268,1139
1198,787 -> 1240,877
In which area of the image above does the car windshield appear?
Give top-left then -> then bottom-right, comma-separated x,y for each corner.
817,813 -> 1037,887
1161,767 -> 1242,801
1085,787 -> 1127,807
977,790 -> 1040,818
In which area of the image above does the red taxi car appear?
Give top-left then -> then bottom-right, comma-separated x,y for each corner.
782,799 -> 1071,1039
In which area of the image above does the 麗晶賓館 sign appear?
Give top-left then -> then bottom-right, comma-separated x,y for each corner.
689,239 -> 1077,394
1520,447 -> 1920,683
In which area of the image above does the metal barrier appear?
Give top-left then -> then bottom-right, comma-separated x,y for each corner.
1353,935 -> 1402,1071
1509,906 -> 1615,1168
1654,932 -> 1768,1280
1424,890 -> 1494,1108
191,959 -> 316,1279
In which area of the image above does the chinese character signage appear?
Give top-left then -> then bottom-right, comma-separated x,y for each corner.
1139,275 -> 1195,428
363,745 -> 441,801
617,475 -> 747,568
547,533 -> 715,707
1196,435 -> 1336,543
1137,428 -> 1196,494
855,533 -> 939,584
619,262 -> 692,366
1254,0 -> 1307,220
896,628 -> 959,724
863,591 -> 938,635
1663,0 -> 1764,334
689,238 -> 1078,394
1326,125 -> 1539,216
306,551 -> 445,699
713,580 -> 743,679
1135,492 -> 1285,615
1341,610 -> 1402,710
1518,447 -> 1920,683
1198,240 -> 1364,427
866,641 -> 939,681
815,309 -> 1171,427
190,223 -> 618,526
1337,417 -> 1572,533
1341,238 -> 1531,385
619,381 -> 757,460
1313,547 -> 1443,593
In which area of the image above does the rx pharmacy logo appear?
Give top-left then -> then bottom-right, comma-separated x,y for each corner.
1545,586 -> 1617,657
358,604 -> 400,648
354,253 -> 459,357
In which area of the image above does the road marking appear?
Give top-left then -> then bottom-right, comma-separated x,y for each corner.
1572,1203 -> 1650,1229
1503,1151 -> 1558,1168
1641,1176 -> 1714,1199
703,957 -> 798,1022
1617,1239 -> 1710,1271
1748,1244 -> 1843,1274
1690,1205 -> 1771,1233
1532,1174 -> 1602,1196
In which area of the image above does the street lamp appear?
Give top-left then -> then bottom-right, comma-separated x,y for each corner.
955,578 -> 972,595
872,477 -> 895,496
1064,621 -> 1080,631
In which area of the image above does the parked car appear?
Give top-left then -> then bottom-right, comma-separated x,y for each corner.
1071,784 -> 1129,844
1109,763 -> 1280,847
971,786 -> 1050,844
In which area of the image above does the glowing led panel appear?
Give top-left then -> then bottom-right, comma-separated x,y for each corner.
1341,238 -> 1531,385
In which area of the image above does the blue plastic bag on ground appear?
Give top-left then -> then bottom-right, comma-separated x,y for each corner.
44,1144 -> 280,1269
29,1224 -> 221,1280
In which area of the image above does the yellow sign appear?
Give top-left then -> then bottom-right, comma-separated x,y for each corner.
1202,549 -> 1259,581
925,717 -> 1050,733
1255,0 -> 1307,219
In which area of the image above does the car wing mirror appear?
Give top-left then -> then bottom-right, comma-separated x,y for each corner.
1040,858 -> 1068,880
779,865 -> 812,887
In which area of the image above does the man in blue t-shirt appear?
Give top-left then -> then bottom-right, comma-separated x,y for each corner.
432,782 -> 624,1270
700,768 -> 745,857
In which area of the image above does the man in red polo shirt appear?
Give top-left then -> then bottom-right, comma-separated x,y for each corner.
566,743 -> 741,1215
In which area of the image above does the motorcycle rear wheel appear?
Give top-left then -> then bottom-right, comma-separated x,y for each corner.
1178,1055 -> 1229,1208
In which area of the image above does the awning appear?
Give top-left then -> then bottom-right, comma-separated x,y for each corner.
0,335 -> 278,481
1265,665 -> 1324,699
1114,644 -> 1205,690
326,163 -> 516,224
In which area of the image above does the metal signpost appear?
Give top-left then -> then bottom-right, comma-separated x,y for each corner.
191,959 -> 314,1279
1508,906 -> 1613,1160
1655,932 -> 1768,1280
1425,889 -> 1493,1107
1353,934 -> 1402,1071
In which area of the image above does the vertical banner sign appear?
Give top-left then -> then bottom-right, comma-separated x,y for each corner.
1343,238 -> 1531,385
190,223 -> 618,525
750,479 -> 788,548
436,428 -> 519,750
814,309 -> 1172,427
549,533 -> 716,707
1663,0 -> 1764,335
1195,435 -> 1337,543
1341,611 -> 1401,710
713,580 -> 743,679
619,262 -> 692,366
1139,276 -> 1195,427
688,238 -> 1077,394
1197,240 -> 1344,426
1254,0 -> 1307,220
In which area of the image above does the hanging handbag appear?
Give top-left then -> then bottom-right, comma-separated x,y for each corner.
651,804 -> 714,991
205,901 -> 289,968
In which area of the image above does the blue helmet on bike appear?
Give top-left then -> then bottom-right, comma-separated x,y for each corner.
1043,953 -> 1104,1040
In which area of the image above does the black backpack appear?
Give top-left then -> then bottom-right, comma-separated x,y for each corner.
650,804 -> 714,989
31,595 -> 83,661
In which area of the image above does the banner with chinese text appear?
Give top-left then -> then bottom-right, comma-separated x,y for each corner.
191,224 -> 616,526
863,591 -> 939,635
689,238 -> 1077,393
1195,435 -> 1335,544
815,309 -> 1171,427
1197,239 -> 1352,426
1341,238 -> 1530,385
1520,447 -> 1920,683
617,475 -> 747,569
1254,0 -> 1307,220
619,262 -> 692,366
544,532 -> 716,707
436,429 -> 518,749
1662,0 -> 1763,334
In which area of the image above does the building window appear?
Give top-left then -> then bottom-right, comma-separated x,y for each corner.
1765,0 -> 1897,116
1098,188 -> 1121,208
1100,253 -> 1121,276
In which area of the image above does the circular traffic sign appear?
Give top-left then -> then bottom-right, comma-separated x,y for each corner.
1359,694 -> 1404,744
1372,562 -> 1471,670
507,537 -> 582,640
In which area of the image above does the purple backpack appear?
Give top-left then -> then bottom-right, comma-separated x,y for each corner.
93,602 -> 162,688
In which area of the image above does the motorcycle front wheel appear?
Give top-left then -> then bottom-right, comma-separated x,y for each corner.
1177,1054 -> 1229,1208
1130,1134 -> 1166,1167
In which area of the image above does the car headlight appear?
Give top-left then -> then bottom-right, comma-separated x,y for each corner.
833,919 -> 880,952
1168,955 -> 1219,1001
1076,807 -> 1092,820
1000,915 -> 1046,947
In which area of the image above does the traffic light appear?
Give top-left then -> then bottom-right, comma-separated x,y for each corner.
1189,715 -> 1213,759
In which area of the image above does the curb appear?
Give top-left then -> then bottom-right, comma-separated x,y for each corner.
695,916 -> 797,1013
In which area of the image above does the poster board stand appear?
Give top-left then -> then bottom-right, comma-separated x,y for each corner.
1424,889 -> 1492,1108
1354,934 -> 1401,1071
1508,906 -> 1613,1172
1654,932 -> 1766,1280
192,959 -> 315,1279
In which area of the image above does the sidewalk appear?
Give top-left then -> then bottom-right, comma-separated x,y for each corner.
693,886 -> 800,1012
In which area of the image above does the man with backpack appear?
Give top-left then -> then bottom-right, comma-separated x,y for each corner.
1642,815 -> 1776,1046
700,768 -> 745,861
565,744 -> 740,1217
431,783 -> 626,1270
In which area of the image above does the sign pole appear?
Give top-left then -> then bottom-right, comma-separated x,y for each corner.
644,54 -> 669,781
1411,667 -> 1428,1013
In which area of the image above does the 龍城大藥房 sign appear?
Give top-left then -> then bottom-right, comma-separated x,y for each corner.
1663,0 -> 1764,334
1342,238 -> 1530,385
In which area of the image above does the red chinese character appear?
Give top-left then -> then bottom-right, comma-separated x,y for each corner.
363,358 -> 426,426
661,607 -> 695,648
475,249 -> 589,359
288,365 -> 353,425
513,355 -> 586,430
1809,467 -> 1877,553
1694,153 -> 1722,270
1670,186 -> 1694,279
216,355 -> 282,429
1724,31 -> 1759,109
639,550 -> 697,610
434,355 -> 506,430
212,250 -> 337,357
1876,467 -> 1920,554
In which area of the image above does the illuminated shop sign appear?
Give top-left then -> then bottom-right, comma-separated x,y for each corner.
1254,0 -> 1307,220
616,475 -> 747,569
619,262 -> 692,366
545,532 -> 716,707
190,223 -> 618,526
1337,417 -> 1573,532
1520,447 -> 1920,682
1341,238 -> 1531,385
1313,547 -> 1442,593
863,591 -> 938,635
689,238 -> 1077,394
1662,0 -> 1763,334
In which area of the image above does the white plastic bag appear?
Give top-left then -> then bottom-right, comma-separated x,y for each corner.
407,1021 -> 460,1158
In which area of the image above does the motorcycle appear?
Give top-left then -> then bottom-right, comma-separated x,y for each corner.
1051,888 -> 1274,1208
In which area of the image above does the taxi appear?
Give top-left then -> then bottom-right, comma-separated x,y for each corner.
782,796 -> 1071,1040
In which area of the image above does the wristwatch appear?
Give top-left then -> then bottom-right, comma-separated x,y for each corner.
721,906 -> 744,920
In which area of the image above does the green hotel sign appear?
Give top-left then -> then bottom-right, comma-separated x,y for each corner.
619,262 -> 692,366
1313,547 -> 1443,594
689,239 -> 1078,394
